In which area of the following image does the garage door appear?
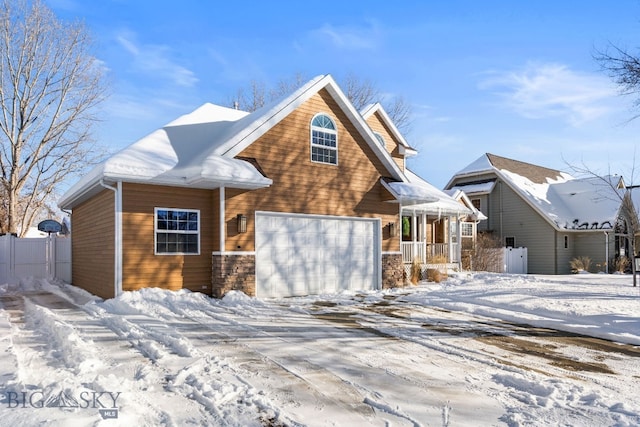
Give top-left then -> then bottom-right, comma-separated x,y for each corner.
255,212 -> 380,298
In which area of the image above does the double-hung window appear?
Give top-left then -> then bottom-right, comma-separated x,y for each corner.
461,222 -> 474,237
155,208 -> 200,255
310,114 -> 337,165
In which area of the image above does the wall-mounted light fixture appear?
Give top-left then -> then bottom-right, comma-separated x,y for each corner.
237,214 -> 247,233
388,222 -> 397,238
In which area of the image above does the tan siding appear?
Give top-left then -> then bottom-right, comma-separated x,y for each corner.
121,183 -> 214,293
229,89 -> 400,252
365,111 -> 404,171
71,189 -> 115,299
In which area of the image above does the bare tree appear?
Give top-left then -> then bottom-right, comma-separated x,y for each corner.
595,44 -> 640,118
592,41 -> 640,285
228,72 -> 413,134
568,160 -> 638,286
0,0 -> 106,236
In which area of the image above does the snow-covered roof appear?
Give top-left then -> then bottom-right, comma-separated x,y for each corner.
390,170 -> 473,216
60,74 -> 406,209
449,153 -> 624,230
444,188 -> 488,221
502,171 -> 622,230
448,181 -> 496,196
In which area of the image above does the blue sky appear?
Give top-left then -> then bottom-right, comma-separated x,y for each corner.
49,0 -> 640,188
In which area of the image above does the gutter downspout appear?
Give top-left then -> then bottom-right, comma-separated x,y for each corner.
604,231 -> 609,273
100,180 -> 122,297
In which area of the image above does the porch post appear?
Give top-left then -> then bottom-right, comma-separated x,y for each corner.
422,213 -> 427,263
456,216 -> 462,270
412,213 -> 417,261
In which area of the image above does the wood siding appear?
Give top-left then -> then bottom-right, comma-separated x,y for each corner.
227,89 -> 400,253
364,111 -> 405,171
121,183 -> 214,293
71,189 -> 115,299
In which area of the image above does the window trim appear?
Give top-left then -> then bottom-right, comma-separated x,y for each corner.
310,113 -> 338,165
461,222 -> 474,238
374,132 -> 386,147
154,207 -> 201,255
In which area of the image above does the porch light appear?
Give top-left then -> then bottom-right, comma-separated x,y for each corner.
237,214 -> 247,233
388,222 -> 398,238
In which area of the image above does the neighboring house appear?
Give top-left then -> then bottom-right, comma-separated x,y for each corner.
445,153 -> 627,274
59,74 -> 449,299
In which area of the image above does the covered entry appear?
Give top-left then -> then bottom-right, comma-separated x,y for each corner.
255,212 -> 380,298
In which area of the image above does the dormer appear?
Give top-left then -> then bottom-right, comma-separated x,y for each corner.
360,103 -> 416,172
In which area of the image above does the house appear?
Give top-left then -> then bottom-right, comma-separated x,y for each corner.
59,74 -> 454,299
445,153 -> 627,274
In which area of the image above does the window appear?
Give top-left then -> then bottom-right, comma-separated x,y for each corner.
472,199 -> 481,210
505,236 -> 516,247
155,208 -> 200,254
564,235 -> 568,249
374,132 -> 386,147
461,222 -> 474,237
310,114 -> 337,165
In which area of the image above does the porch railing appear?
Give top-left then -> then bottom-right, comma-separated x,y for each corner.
401,242 -> 459,263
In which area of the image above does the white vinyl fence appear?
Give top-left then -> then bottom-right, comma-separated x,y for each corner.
0,234 -> 71,284
484,247 -> 528,274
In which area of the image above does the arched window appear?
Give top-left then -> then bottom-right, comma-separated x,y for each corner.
374,132 -> 386,147
310,114 -> 337,165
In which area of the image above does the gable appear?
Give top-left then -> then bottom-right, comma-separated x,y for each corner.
364,111 -> 405,171
218,75 -> 405,182
237,89 -> 395,191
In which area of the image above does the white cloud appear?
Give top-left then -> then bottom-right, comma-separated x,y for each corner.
115,30 -> 198,88
479,63 -> 619,126
308,20 -> 380,50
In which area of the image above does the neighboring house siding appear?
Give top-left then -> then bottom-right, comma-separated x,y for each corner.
475,195 -> 490,232
71,189 -> 115,299
365,111 -> 405,171
121,183 -> 214,293
226,89 -> 400,253
555,232 -> 574,275
490,181 -> 557,274
573,232 -> 612,272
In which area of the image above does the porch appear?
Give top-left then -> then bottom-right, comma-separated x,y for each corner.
400,212 -> 463,276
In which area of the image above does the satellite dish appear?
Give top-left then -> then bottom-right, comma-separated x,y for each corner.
38,219 -> 62,234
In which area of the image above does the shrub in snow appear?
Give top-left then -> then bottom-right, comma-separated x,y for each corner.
570,256 -> 592,273
470,232 -> 503,272
410,258 -> 422,284
613,256 -> 630,274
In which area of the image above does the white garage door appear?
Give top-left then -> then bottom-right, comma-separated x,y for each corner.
255,212 -> 380,298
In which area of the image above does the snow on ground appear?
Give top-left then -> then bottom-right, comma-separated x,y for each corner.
0,273 -> 639,426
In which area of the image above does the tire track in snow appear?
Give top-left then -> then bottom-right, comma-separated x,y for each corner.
88,296 -> 303,426
151,293 -> 498,425
0,288 -> 212,427
92,290 -> 380,426
342,297 -> 640,426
